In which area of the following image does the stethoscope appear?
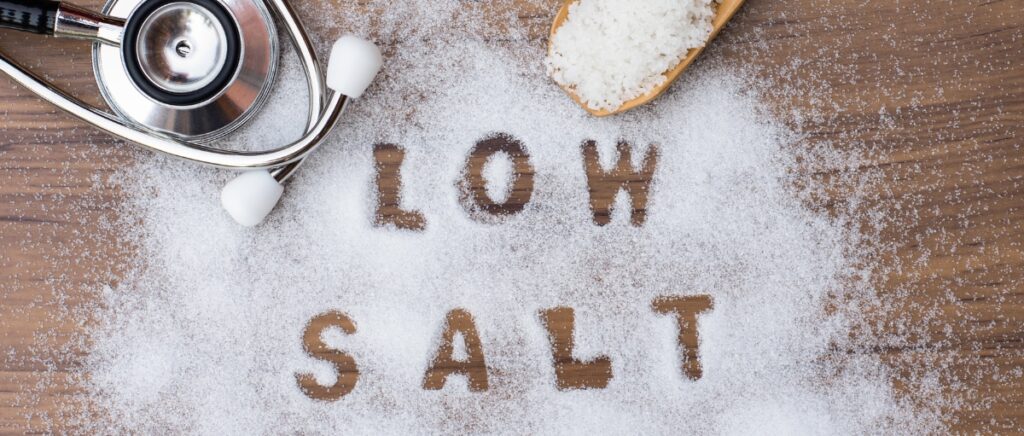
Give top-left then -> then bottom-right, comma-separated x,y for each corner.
0,0 -> 382,225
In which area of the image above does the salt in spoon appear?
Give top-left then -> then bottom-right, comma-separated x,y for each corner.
548,0 -> 746,116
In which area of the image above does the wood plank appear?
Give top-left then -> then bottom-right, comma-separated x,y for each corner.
1,0 -> 1023,432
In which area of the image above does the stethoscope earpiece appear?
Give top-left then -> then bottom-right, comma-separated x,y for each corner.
221,170 -> 284,227
219,35 -> 382,227
326,35 -> 386,99
0,0 -> 383,226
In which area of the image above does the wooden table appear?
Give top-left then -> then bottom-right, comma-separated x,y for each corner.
2,0 -> 1022,432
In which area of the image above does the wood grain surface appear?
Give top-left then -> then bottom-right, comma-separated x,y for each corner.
2,0 -> 1023,433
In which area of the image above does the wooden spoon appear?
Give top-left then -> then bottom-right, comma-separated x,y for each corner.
548,0 -> 746,117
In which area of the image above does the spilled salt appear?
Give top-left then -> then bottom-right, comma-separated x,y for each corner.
69,0 -> 949,434
451,331 -> 469,361
546,0 -> 716,111
481,151 -> 514,204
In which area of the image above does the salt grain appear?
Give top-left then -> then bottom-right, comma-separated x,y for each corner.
72,0 -> 948,434
481,151 -> 515,204
546,0 -> 716,111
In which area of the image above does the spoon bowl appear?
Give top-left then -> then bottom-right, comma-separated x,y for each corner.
548,0 -> 746,117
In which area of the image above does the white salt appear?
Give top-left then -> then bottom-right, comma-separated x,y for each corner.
546,0 -> 716,111
65,0 -> 950,434
481,151 -> 514,204
450,331 -> 469,361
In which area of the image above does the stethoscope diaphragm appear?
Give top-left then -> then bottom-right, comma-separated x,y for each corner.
124,0 -> 240,105
96,0 -> 277,141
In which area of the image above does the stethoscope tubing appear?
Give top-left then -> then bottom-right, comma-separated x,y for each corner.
0,0 -> 343,176
264,0 -> 324,181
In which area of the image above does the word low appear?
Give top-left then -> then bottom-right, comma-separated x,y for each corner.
374,133 -> 659,229
295,295 -> 712,401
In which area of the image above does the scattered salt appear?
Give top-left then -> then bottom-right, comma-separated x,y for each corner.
60,0 -> 950,433
481,151 -> 515,204
546,0 -> 716,111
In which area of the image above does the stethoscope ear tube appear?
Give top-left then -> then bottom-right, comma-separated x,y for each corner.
0,0 -> 59,34
1,0 -> 124,45
264,0 -> 325,182
0,51 -> 349,170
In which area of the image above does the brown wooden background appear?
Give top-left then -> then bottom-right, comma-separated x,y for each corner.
2,0 -> 1023,433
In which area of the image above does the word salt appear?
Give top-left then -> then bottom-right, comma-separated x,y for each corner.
296,297 -> 712,400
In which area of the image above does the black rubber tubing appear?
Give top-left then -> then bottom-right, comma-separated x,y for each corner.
0,0 -> 60,35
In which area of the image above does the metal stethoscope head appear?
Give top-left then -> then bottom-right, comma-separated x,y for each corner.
0,0 -> 383,226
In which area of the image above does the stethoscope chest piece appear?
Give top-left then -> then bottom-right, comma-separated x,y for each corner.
95,0 -> 277,141
0,0 -> 385,226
